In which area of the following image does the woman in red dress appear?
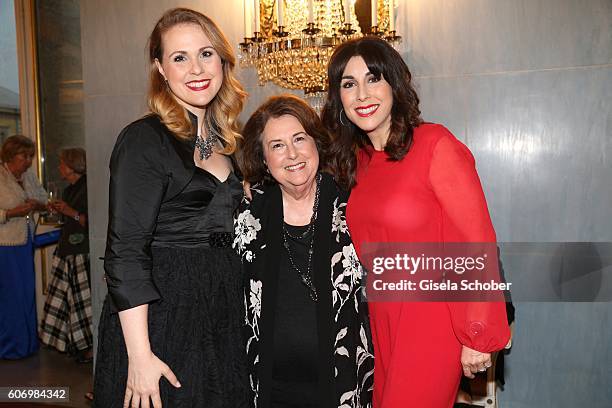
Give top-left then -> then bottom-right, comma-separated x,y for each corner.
321,37 -> 510,408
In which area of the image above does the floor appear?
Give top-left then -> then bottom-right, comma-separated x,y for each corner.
0,346 -> 93,407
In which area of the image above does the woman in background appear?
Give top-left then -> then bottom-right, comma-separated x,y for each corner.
40,147 -> 93,363
321,37 -> 510,407
0,135 -> 47,359
94,8 -> 248,408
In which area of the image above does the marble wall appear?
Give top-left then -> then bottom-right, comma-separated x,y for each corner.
81,1 -> 612,406
36,0 -> 84,186
394,2 -> 612,406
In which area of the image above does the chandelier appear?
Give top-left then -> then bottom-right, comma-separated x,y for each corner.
239,0 -> 401,109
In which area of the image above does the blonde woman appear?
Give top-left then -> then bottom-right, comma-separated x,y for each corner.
94,8 -> 248,408
0,135 -> 46,359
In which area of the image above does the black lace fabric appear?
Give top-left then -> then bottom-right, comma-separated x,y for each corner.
94,245 -> 249,408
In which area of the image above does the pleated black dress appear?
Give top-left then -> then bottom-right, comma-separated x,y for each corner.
93,115 -> 249,408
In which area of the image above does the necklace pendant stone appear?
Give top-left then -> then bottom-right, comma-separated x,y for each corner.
195,135 -> 215,160
195,123 -> 219,161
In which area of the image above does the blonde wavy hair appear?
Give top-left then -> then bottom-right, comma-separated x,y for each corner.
147,8 -> 246,154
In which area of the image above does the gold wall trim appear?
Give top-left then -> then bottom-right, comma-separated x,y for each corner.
14,0 -> 51,306
41,246 -> 48,295
14,0 -> 43,183
29,0 -> 43,183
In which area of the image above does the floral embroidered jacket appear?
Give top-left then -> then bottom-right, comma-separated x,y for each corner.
233,172 -> 374,408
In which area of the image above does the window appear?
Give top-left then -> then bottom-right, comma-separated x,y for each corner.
0,0 -> 21,146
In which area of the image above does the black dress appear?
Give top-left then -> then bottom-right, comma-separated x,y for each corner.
94,115 -> 249,408
271,223 -> 318,408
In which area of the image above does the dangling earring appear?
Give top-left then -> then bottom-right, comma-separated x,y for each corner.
339,109 -> 350,127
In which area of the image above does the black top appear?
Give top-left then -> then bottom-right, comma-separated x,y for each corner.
57,175 -> 89,256
271,223 -> 318,406
152,167 -> 241,248
104,113 -> 242,312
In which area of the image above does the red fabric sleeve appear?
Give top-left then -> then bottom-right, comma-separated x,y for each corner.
429,133 -> 495,243
429,130 -> 510,352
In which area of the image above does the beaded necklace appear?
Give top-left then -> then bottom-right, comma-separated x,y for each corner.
282,173 -> 322,302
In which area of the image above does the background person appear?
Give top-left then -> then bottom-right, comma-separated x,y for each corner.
321,37 -> 510,408
93,8 -> 248,408
0,135 -> 47,359
237,95 -> 374,408
40,147 -> 93,363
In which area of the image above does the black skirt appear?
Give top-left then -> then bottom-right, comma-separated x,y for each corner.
93,246 -> 249,408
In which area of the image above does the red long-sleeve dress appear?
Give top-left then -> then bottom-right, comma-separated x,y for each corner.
347,123 -> 510,408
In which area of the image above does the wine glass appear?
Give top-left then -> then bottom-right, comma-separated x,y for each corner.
47,181 -> 61,204
46,181 -> 62,224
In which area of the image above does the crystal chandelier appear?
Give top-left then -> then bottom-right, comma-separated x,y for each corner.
239,0 -> 401,110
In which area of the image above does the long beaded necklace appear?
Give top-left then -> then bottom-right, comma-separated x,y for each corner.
282,173 -> 322,302
194,121 -> 219,160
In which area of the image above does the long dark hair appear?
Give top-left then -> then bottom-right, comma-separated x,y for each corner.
321,37 -> 422,189
240,94 -> 333,184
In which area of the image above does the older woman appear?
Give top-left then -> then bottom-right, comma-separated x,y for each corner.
94,8 -> 248,408
321,37 -> 510,407
236,95 -> 373,408
40,148 -> 93,363
0,135 -> 47,359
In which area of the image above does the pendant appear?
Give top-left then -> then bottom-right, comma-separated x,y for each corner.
195,121 -> 219,161
195,133 -> 217,160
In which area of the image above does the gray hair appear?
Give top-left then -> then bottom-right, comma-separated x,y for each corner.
59,147 -> 87,175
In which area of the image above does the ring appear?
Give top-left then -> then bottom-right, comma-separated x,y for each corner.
479,367 -> 487,372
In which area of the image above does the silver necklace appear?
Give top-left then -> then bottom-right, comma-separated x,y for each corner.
282,173 -> 321,302
195,121 -> 219,160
